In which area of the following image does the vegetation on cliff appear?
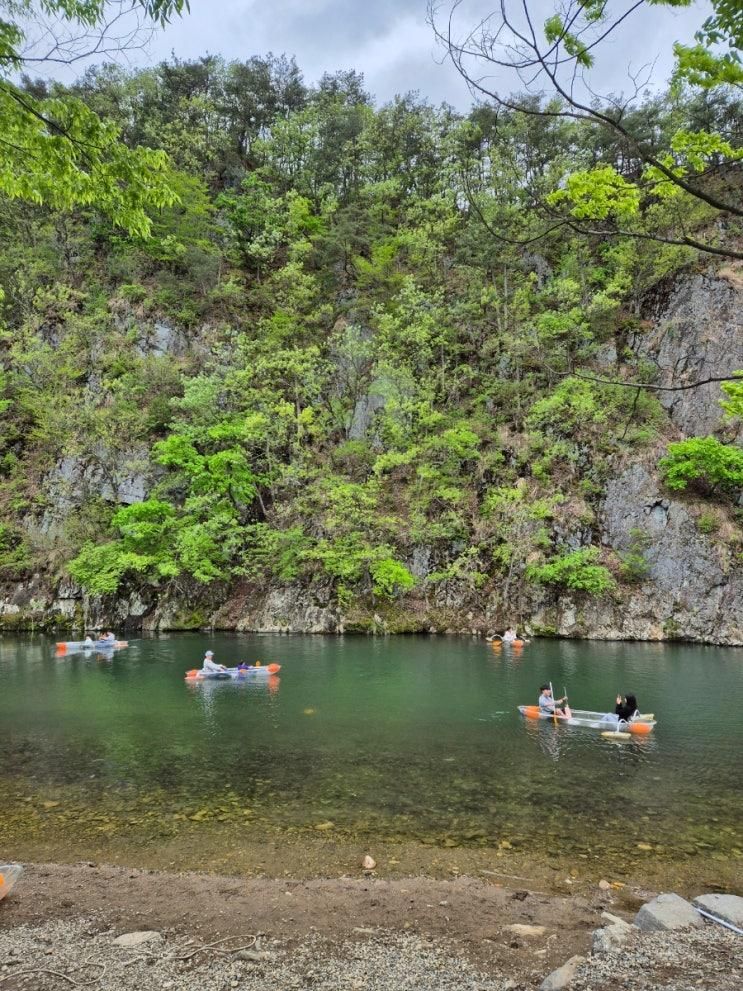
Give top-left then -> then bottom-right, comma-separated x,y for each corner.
0,2 -> 741,620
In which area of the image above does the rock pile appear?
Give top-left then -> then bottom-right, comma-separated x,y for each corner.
540,891 -> 743,991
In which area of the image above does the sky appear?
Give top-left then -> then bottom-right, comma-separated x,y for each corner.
40,0 -> 712,108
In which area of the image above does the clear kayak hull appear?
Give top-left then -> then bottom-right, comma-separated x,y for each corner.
518,705 -> 656,732
56,640 -> 128,653
185,663 -> 281,681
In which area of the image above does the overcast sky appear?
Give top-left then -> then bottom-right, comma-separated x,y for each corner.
47,0 -> 713,108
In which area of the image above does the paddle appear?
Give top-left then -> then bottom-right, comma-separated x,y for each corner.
549,681 -> 558,726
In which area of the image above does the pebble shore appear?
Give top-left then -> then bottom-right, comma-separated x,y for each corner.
0,913 -> 740,991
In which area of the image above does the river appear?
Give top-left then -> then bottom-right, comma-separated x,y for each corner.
1,633 -> 741,890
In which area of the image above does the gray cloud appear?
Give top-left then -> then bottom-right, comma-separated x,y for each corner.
39,0 -> 713,108
148,0 -> 711,106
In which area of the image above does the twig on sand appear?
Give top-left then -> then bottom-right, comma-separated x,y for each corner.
172,933 -> 257,962
479,869 -> 531,882
0,962 -> 106,987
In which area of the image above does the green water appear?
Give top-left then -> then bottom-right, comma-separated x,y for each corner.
1,633 -> 742,883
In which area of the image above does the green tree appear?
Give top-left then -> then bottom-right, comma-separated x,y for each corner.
433,0 -> 743,260
0,1 -> 188,233
527,548 -> 615,596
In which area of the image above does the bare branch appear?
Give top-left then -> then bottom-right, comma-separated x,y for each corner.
430,0 -> 743,226
569,371 -> 741,393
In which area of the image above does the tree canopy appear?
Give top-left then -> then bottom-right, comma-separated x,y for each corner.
0,0 -> 188,234
431,0 -> 743,260
0,49 -> 740,625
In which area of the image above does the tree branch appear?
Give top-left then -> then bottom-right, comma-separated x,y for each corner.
569,371 -> 741,392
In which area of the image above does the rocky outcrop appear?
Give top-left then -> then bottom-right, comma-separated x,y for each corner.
635,267 -> 743,438
635,893 -> 704,932
211,583 -> 343,634
530,460 -> 743,645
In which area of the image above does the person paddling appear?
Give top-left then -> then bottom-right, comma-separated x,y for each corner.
539,683 -> 570,718
201,650 -> 227,674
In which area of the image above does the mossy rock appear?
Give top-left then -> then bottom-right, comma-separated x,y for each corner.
0,610 -> 75,632
161,610 -> 208,631
342,609 -> 374,634
530,624 -> 558,637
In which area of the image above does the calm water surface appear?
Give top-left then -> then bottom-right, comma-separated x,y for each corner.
1,634 -> 741,882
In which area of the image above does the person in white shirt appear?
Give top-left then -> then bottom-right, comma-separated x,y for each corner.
202,650 -> 227,674
538,683 -> 570,718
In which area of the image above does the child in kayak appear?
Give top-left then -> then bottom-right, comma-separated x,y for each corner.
539,684 -> 570,718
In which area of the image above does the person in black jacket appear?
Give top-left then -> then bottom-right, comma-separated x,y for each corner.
615,693 -> 639,722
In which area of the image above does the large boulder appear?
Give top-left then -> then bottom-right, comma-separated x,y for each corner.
692,893 -> 743,929
635,893 -> 704,932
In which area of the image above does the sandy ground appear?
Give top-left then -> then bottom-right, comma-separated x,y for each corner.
1,862 -> 599,962
0,864 -> 739,990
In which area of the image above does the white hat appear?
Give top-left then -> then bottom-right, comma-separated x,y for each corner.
205,650 -> 214,657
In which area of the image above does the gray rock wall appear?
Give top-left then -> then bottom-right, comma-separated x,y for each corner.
634,269 -> 743,437
529,460 -> 743,645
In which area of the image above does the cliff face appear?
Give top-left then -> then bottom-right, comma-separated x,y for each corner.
2,266 -> 742,644
634,269 -> 743,438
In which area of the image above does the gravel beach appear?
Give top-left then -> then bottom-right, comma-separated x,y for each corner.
0,864 -> 739,990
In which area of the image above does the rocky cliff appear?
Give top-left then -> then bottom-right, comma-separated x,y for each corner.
2,265 -> 742,644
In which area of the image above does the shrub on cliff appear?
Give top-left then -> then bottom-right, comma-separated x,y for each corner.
527,547 -> 615,596
659,437 -> 743,496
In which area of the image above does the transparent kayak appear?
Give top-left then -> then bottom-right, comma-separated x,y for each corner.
518,705 -> 656,733
185,663 -> 281,681
56,640 -> 128,653
0,864 -> 23,901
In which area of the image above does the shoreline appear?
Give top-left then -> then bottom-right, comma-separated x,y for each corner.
4,830 -> 742,901
0,863 -> 739,990
1,861 -> 600,952
5,626 -> 743,647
